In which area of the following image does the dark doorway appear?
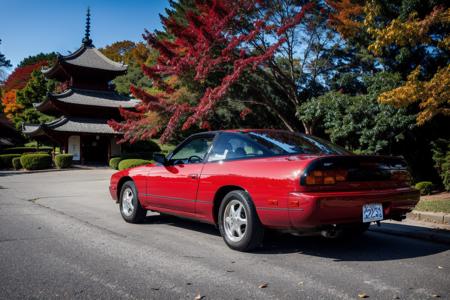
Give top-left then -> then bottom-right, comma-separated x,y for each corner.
81,135 -> 109,164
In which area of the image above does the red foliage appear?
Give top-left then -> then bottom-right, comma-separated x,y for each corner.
240,107 -> 252,120
3,61 -> 48,91
111,0 -> 314,143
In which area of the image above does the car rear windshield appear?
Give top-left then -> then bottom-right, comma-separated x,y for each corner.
245,131 -> 350,155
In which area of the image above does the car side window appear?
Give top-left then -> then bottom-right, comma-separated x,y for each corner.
208,133 -> 267,162
169,136 -> 214,164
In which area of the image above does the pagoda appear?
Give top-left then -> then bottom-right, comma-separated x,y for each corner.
23,9 -> 137,164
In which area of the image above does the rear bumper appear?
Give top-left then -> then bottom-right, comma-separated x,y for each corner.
288,187 -> 420,229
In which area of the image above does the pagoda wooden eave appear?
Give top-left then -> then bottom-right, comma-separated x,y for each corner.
42,44 -> 127,80
23,116 -> 122,137
33,88 -> 139,117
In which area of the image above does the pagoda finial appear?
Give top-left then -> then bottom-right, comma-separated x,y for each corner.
82,7 -> 93,46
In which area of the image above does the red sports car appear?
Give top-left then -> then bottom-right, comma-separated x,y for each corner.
109,129 -> 419,251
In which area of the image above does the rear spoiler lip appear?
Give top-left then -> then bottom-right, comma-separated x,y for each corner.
300,155 -> 408,186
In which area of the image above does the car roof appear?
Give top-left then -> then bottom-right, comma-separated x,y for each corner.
191,128 -> 297,136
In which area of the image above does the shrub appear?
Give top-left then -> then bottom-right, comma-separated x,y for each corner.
1,146 -> 52,155
0,154 -> 21,169
442,153 -> 450,191
12,157 -> 22,170
54,154 -> 73,169
415,181 -> 433,195
20,154 -> 52,170
118,159 -> 152,171
109,157 -> 123,170
431,139 -> 450,191
122,140 -> 161,154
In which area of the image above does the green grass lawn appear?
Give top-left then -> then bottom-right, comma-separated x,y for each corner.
415,197 -> 450,213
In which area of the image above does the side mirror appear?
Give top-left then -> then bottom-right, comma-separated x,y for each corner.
153,153 -> 167,165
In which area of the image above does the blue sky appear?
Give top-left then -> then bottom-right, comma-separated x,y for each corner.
0,0 -> 169,69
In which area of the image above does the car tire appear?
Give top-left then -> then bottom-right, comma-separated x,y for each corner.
119,181 -> 147,223
218,190 -> 264,252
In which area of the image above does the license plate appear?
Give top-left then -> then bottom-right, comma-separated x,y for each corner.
362,203 -> 384,223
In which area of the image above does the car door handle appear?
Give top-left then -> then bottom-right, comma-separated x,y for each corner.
188,173 -> 199,179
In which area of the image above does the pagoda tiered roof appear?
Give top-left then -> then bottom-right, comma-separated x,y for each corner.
22,7 -> 130,151
42,44 -> 127,81
23,116 -> 119,136
33,88 -> 139,116
44,45 -> 127,74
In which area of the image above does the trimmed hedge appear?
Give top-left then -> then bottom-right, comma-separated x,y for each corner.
118,159 -> 152,171
415,181 -> 433,195
0,154 -> 21,169
12,157 -> 22,170
1,147 -> 52,155
109,157 -> 123,170
122,140 -> 161,154
54,154 -> 73,169
121,152 -> 155,160
20,154 -> 52,170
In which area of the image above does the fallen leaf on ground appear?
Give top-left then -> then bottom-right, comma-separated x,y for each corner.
358,293 -> 369,298
259,283 -> 268,289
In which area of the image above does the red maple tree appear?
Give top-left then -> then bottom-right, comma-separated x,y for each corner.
109,0 -> 315,143
3,61 -> 48,92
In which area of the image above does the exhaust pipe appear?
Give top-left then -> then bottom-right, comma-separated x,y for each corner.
320,225 -> 341,239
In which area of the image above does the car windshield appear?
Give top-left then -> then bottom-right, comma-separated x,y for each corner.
245,131 -> 350,155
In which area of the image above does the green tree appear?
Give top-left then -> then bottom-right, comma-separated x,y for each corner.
0,39 -> 12,84
113,64 -> 152,96
100,41 -> 154,96
17,52 -> 57,68
13,70 -> 55,127
16,70 -> 55,107
297,72 -> 415,154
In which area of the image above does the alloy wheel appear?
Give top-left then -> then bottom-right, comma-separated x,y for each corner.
121,187 -> 134,217
223,199 -> 248,242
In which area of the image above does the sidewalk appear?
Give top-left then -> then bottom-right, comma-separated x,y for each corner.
370,218 -> 450,245
0,165 -> 111,176
407,210 -> 450,225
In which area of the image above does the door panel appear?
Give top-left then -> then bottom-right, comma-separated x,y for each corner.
145,134 -> 215,214
146,164 -> 204,213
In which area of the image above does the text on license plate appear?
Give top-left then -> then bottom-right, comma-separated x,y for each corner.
362,203 -> 383,223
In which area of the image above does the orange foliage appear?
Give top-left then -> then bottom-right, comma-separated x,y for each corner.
379,65 -> 450,125
368,7 -> 450,56
327,0 -> 365,38
1,90 -> 23,120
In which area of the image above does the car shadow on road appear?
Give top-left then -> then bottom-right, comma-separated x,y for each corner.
142,213 -> 221,236
258,229 -> 450,261
141,213 -> 450,261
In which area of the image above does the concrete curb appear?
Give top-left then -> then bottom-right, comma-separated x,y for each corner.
369,222 -> 450,245
407,210 -> 450,225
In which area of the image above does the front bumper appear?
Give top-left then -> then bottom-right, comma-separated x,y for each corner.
109,184 -> 118,201
288,187 -> 420,229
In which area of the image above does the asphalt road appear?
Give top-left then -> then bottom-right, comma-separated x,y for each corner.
0,169 -> 449,300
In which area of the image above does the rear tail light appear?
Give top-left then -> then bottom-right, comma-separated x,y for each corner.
390,170 -> 412,184
305,170 -> 348,185
304,169 -> 412,186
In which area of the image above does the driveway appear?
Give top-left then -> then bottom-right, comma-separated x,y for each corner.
0,169 -> 449,299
